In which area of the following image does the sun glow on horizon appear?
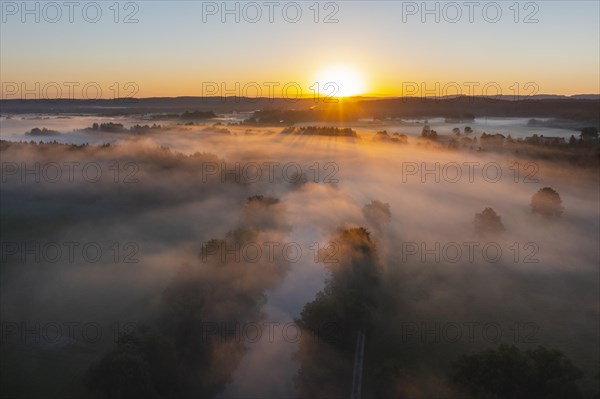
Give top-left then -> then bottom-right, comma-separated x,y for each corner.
314,66 -> 367,98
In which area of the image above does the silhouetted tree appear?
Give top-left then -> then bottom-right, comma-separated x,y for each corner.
449,345 -> 584,399
295,226 -> 381,398
580,126 -> 598,140
421,126 -> 438,141
85,195 -> 291,399
391,133 -> 408,144
84,326 -> 179,399
474,207 -> 505,235
531,187 -> 564,217
569,135 -> 577,146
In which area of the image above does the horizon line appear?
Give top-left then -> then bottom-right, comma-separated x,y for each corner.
1,94 -> 599,102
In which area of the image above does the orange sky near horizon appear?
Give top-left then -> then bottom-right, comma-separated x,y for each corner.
1,1 -> 599,99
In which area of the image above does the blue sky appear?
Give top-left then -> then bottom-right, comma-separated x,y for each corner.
1,1 -> 599,97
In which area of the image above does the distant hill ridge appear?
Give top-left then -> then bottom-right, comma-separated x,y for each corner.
1,96 -> 599,121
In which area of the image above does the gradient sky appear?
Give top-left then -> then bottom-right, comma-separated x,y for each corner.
1,0 -> 599,98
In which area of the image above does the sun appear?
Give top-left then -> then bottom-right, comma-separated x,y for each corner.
314,66 -> 366,98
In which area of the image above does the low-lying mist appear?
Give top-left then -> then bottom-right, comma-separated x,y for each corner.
1,121 -> 598,398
